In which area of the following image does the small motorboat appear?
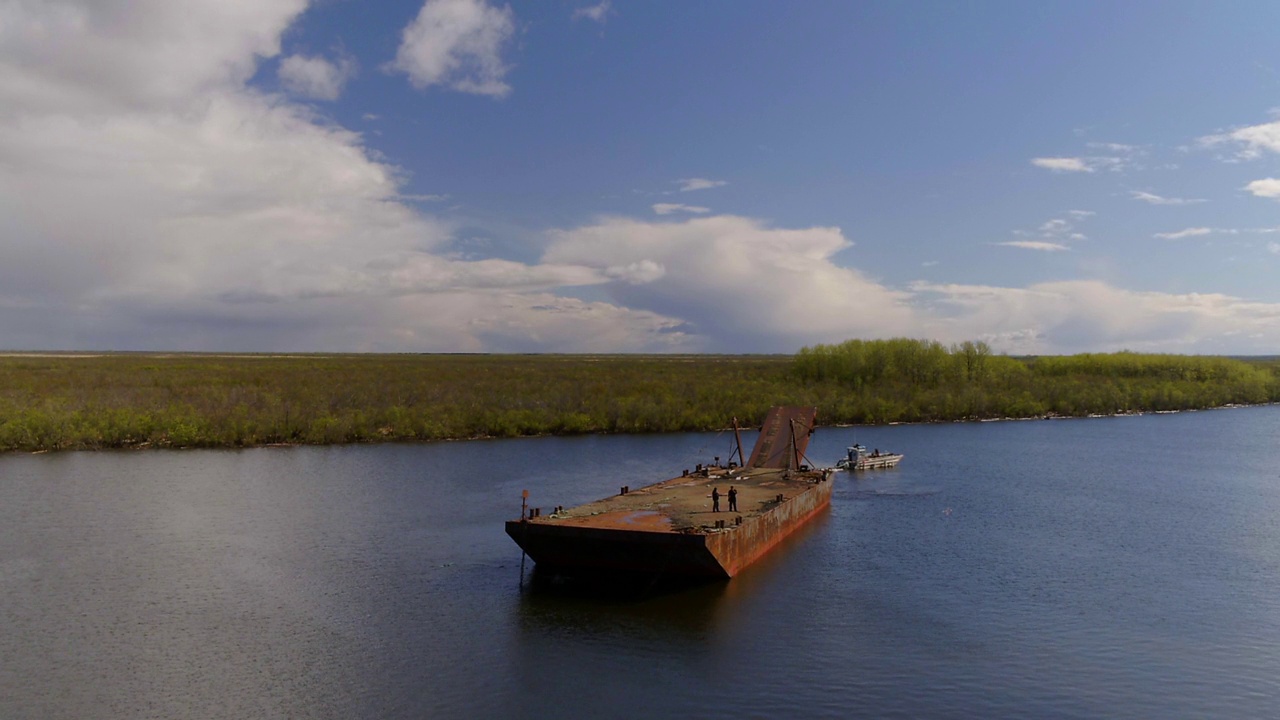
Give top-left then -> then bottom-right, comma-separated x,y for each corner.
836,444 -> 903,470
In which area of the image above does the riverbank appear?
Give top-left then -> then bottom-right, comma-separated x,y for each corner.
1,350 -> 1278,452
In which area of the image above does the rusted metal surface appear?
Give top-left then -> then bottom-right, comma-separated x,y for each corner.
745,406 -> 817,470
506,466 -> 833,579
525,465 -> 811,533
505,406 -> 833,580
704,474 -> 833,576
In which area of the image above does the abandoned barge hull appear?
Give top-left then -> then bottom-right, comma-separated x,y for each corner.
505,473 -> 832,579
505,406 -> 833,581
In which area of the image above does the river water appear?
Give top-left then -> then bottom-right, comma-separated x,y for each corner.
3,406 -> 1280,718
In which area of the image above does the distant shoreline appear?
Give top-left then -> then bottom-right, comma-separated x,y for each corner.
15,401 -> 1279,457
2,348 -> 1277,454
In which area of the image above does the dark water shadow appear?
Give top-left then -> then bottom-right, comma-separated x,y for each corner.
523,564 -> 723,598
515,563 -> 732,636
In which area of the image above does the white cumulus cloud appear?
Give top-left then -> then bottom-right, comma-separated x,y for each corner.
1154,227 -> 1213,240
278,52 -> 356,100
0,0 -> 307,111
387,0 -> 515,97
911,280 -> 1280,355
996,241 -> 1069,252
544,215 -> 914,350
1007,211 -> 1090,249
1031,157 -> 1093,173
572,1 -> 611,23
1087,142 -> 1137,153
1244,178 -> 1280,200
7,1 -> 1280,357
1131,191 -> 1206,206
0,0 -> 698,353
652,203 -> 710,215
676,178 -> 728,192
1201,119 -> 1280,160
1032,147 -> 1137,174
605,260 -> 666,284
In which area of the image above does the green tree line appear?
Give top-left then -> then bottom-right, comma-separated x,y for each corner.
793,339 -> 1280,423
0,343 -> 1277,452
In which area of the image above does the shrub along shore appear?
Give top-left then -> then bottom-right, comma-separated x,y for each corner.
1,340 -> 1278,452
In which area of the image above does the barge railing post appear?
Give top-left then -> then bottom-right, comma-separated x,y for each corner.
731,417 -> 746,468
519,490 -> 529,587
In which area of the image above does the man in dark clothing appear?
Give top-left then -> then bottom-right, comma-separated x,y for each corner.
711,487 -> 721,512
727,486 -> 738,512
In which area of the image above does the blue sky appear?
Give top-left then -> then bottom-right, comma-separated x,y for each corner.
3,1 -> 1280,353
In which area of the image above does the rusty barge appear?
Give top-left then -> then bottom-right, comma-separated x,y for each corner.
505,406 -> 833,581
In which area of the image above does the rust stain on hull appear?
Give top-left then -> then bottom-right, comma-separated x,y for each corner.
505,406 -> 833,581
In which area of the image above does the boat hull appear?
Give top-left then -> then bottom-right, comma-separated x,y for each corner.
837,453 -> 904,470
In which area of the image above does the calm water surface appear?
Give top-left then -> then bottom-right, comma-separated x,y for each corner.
3,407 -> 1280,718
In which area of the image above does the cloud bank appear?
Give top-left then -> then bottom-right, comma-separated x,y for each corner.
0,0 -> 683,352
912,281 -> 1280,355
3,1 -> 1280,357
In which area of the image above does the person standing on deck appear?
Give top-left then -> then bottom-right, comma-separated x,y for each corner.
711,487 -> 721,512
727,486 -> 738,512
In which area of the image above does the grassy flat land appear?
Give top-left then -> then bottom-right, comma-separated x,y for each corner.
1,342 -> 1278,452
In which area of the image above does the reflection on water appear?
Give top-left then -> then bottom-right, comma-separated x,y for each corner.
518,575 -> 730,637
3,407 -> 1280,718
515,506 -> 832,639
